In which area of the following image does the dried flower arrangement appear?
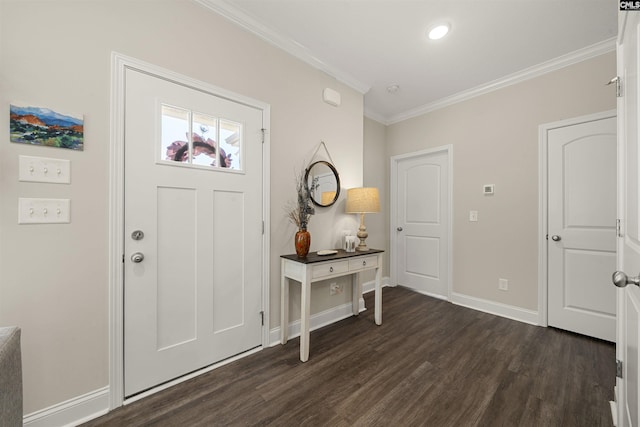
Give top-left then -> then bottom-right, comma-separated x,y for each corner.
285,168 -> 315,230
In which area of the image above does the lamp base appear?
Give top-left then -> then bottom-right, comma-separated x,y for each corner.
356,214 -> 369,251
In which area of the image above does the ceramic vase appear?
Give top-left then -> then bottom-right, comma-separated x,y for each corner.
295,229 -> 311,258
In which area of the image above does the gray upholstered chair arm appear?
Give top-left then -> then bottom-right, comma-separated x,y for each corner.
0,327 -> 23,426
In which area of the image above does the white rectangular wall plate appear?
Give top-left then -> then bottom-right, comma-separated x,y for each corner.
19,155 -> 71,184
18,198 -> 71,224
323,88 -> 341,107
469,210 -> 478,222
483,184 -> 494,195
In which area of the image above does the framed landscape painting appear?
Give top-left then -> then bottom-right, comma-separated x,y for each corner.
10,104 -> 84,151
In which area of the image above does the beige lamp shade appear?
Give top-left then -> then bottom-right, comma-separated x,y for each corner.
346,188 -> 380,213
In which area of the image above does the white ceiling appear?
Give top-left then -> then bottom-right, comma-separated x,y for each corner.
199,0 -> 617,125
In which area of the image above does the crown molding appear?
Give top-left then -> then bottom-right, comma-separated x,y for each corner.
192,0 -> 615,126
195,0 -> 371,94
385,37 -> 616,125
363,108 -> 390,126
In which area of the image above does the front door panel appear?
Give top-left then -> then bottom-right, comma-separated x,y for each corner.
123,69 -> 263,397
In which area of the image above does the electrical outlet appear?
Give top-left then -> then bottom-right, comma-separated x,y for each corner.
499,278 -> 508,291
330,282 -> 343,296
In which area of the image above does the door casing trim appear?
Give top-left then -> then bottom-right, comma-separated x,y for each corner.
389,145 -> 453,300
108,52 -> 271,409
537,109 -> 616,328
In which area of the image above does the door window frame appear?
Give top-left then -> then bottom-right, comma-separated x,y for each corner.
109,52 -> 271,409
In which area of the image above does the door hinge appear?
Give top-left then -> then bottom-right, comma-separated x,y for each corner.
617,219 -> 623,238
608,76 -> 622,97
260,311 -> 264,326
262,221 -> 265,235
261,128 -> 266,144
122,254 -> 125,263
617,359 -> 623,378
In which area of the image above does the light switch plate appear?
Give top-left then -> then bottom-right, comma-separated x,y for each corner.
469,210 -> 478,222
19,155 -> 71,184
18,198 -> 71,224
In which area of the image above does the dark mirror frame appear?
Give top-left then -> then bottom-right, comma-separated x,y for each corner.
305,160 -> 341,207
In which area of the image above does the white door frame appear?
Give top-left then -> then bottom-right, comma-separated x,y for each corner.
108,52 -> 271,408
537,109 -> 616,327
390,145 -> 453,299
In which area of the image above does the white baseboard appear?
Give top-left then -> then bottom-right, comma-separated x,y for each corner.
23,386 -> 110,427
610,400 -> 618,427
269,300 -> 365,346
450,292 -> 540,326
269,276 -> 391,346
363,276 -> 391,294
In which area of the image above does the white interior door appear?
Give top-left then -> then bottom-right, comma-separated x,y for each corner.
615,11 -> 640,427
393,148 -> 450,299
123,68 -> 264,397
547,115 -> 617,342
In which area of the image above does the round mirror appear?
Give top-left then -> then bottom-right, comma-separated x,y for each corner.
305,161 -> 341,207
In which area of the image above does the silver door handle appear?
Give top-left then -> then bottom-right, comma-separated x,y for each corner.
131,252 -> 145,263
551,235 -> 561,241
612,271 -> 640,288
397,227 -> 403,231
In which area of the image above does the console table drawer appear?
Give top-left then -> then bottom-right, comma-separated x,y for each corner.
349,255 -> 378,271
312,260 -> 349,279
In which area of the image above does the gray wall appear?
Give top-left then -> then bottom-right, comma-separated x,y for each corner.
364,51 -> 616,311
362,118 -> 389,279
0,0 -> 364,414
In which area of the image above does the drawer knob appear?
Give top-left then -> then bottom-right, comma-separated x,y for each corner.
330,266 -> 334,272
363,260 -> 366,266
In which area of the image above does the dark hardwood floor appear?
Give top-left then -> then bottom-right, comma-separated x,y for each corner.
84,286 -> 615,426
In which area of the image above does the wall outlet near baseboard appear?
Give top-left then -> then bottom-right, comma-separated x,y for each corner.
330,282 -> 343,296
499,278 -> 508,291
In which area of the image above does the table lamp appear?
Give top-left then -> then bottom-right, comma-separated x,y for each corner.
346,187 -> 380,251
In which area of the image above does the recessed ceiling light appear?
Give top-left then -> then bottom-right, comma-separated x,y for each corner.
428,24 -> 450,40
387,84 -> 400,94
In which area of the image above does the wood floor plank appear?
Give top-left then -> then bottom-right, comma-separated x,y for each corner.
83,286 -> 615,427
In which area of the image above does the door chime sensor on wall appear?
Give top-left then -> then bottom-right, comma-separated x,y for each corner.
483,184 -> 494,195
323,88 -> 341,107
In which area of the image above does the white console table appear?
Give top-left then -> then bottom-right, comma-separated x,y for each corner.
280,249 -> 384,362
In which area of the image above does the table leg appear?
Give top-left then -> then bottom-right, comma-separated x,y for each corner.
352,273 -> 360,315
280,259 -> 289,345
374,260 -> 382,325
300,272 -> 311,362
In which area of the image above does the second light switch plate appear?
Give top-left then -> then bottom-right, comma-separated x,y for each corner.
18,198 -> 71,224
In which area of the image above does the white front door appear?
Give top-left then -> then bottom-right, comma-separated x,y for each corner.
123,68 -> 264,397
547,115 -> 617,342
392,148 -> 450,299
615,10 -> 640,427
